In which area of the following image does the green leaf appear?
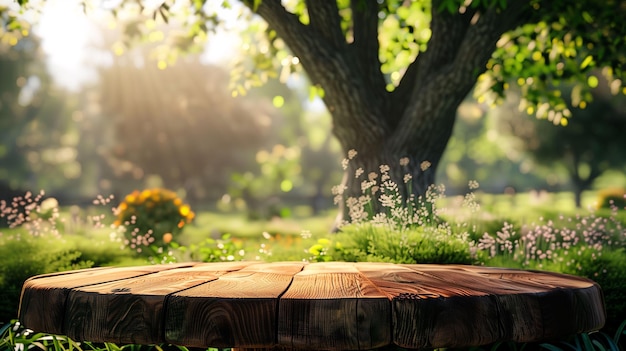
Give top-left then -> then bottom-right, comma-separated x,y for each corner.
614,319 -> 626,342
308,85 -> 325,101
581,333 -> 595,351
539,343 -> 565,351
580,55 -> 593,69
252,0 -> 262,12
437,0 -> 458,14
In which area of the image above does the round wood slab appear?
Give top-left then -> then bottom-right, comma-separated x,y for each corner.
18,262 -> 605,350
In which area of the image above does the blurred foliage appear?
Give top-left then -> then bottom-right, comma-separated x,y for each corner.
176,233 -> 246,263
438,99 -> 563,195
0,35 -> 83,196
495,79 -> 626,207
114,188 -> 194,252
597,189 -> 626,210
0,236 -> 93,324
226,78 -> 342,219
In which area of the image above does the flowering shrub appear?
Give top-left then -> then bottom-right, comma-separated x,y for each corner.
114,188 -> 195,253
328,150 -> 474,264
334,151 -> 445,230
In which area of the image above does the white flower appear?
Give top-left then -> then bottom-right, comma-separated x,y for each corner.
333,195 -> 343,205
403,174 -> 412,183
346,197 -> 359,208
399,157 -> 410,166
420,161 -> 431,171
348,149 -> 358,159
380,194 -> 396,208
300,230 -> 312,239
355,167 -> 364,178
331,185 -> 347,195
358,195 -> 371,205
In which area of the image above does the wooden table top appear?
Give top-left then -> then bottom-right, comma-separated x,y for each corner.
19,262 -> 605,350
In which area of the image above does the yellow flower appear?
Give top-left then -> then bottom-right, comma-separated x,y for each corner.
150,192 -> 161,202
118,202 -> 128,211
179,204 -> 191,217
140,189 -> 152,199
125,190 -> 139,204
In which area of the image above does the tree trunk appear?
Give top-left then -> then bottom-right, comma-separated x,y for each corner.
573,182 -> 584,209
252,0 -> 531,224
568,153 -> 602,208
331,105 -> 457,226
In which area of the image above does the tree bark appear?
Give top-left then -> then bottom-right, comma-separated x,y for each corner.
252,0 -> 531,224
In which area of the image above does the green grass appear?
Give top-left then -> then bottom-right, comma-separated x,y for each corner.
182,210 -> 336,239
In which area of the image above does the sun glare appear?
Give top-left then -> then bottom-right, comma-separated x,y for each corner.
35,0 -> 103,91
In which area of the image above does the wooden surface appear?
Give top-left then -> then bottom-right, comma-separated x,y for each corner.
19,262 -> 605,350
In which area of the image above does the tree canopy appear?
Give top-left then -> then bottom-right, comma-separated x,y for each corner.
7,1 -> 624,118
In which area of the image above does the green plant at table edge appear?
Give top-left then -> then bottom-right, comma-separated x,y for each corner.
2,318 -> 625,351
0,320 -> 193,351
539,319 -> 626,351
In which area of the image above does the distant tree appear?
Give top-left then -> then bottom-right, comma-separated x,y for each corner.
8,0 -> 626,222
96,54 -> 273,203
0,35 -> 82,198
0,36 -> 45,195
496,82 -> 626,207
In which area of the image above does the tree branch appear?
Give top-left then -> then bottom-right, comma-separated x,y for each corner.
391,2 -> 474,119
254,0 -> 388,146
451,1 -> 531,89
389,2 -> 530,152
305,0 -> 345,49
253,0 -> 338,86
350,0 -> 386,94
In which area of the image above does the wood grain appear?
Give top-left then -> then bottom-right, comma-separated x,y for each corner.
18,263 -> 196,334
63,262 -> 254,344
360,264 -> 605,348
165,262 -> 305,348
18,262 -> 605,350
278,262 -> 391,350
